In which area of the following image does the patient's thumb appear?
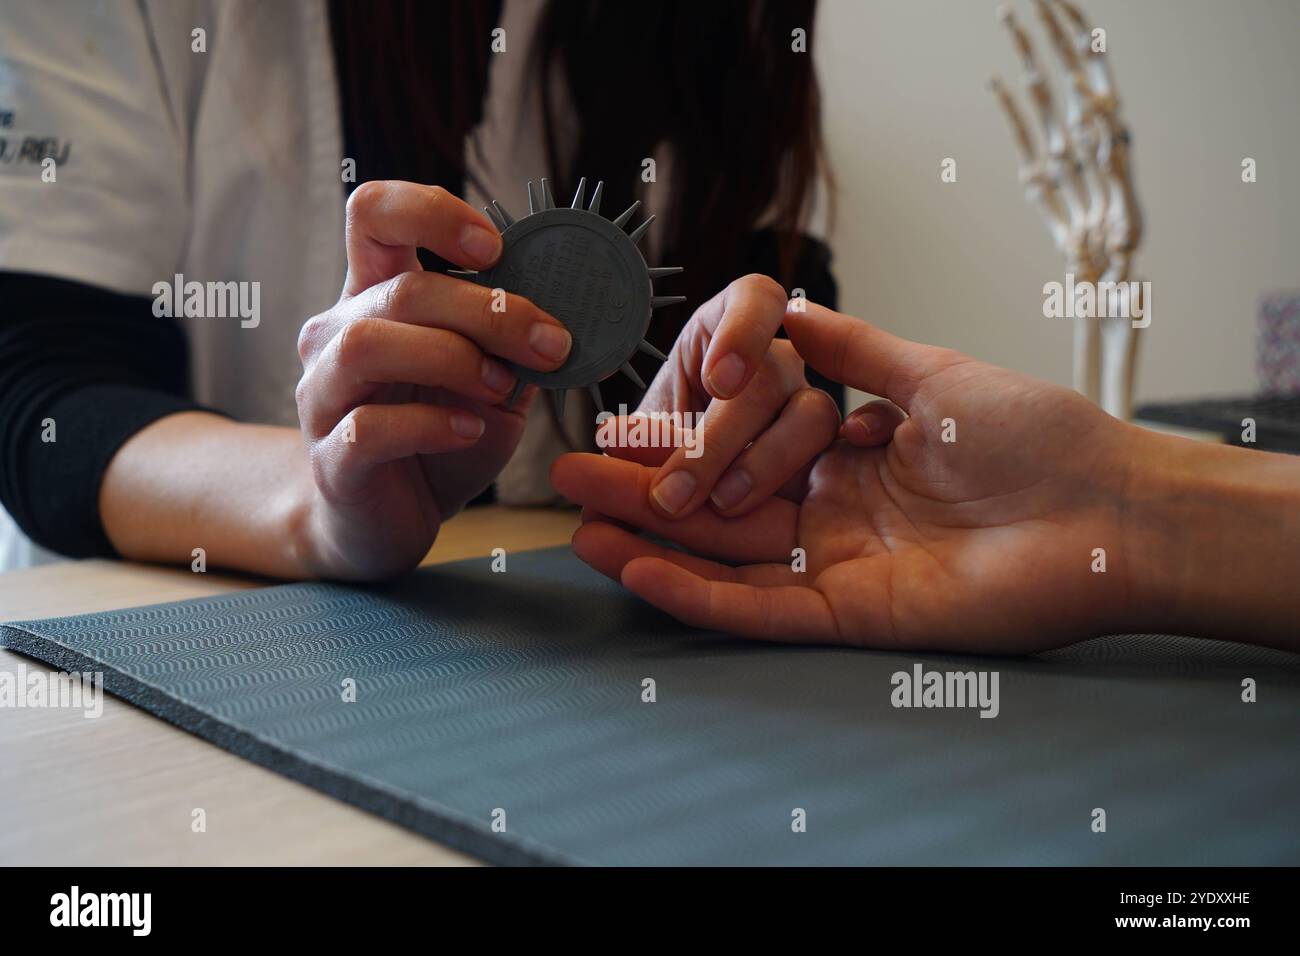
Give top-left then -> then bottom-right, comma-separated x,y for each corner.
841,399 -> 907,447
783,300 -> 935,411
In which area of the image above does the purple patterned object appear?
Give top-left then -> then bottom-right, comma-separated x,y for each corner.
1258,292 -> 1300,395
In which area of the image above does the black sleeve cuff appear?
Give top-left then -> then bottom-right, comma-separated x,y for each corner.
5,384 -> 215,559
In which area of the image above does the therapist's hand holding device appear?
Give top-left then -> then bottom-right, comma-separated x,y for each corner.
556,300 -> 1300,654
289,184 -> 821,581
292,180 -> 574,580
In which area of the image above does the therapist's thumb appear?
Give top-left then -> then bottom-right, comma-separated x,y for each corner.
343,181 -> 503,296
783,301 -> 948,411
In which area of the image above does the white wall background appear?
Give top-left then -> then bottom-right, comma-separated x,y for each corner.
815,0 -> 1300,404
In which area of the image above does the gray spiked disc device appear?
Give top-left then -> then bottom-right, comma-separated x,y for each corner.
452,177 -> 684,418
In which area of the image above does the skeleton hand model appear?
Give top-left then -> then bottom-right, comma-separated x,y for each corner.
989,0 -> 1144,419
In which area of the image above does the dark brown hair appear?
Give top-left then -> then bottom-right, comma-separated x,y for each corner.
330,0 -> 830,371
530,0 -> 829,318
330,0 -> 498,191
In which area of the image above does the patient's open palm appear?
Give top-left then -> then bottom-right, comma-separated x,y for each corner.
793,357 -> 1131,650
553,303 -> 1138,652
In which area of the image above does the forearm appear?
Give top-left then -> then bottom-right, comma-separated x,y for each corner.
99,412 -> 317,579
1123,427 -> 1300,650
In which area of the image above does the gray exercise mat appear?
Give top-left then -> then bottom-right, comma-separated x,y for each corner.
3,546 -> 1298,865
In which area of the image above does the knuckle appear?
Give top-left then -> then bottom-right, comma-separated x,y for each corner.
429,327 -> 478,377
476,288 -> 529,346
377,270 -> 422,319
339,405 -> 372,444
509,290 -> 545,326
476,285 -> 502,329
334,316 -> 384,369
793,387 -> 842,435
345,180 -> 387,226
426,327 -> 456,365
297,312 -> 330,363
420,185 -> 458,227
738,273 -> 788,308
799,384 -> 839,414
293,369 -> 329,438
306,441 -> 338,500
423,184 -> 453,217
329,407 -> 374,474
745,354 -> 794,407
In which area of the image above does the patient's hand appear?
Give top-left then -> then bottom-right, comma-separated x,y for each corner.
554,301 -> 1145,652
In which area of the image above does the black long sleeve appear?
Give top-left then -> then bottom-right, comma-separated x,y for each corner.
0,272 -> 212,558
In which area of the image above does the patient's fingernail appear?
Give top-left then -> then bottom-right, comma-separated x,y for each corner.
843,413 -> 879,443
651,470 -> 697,515
481,357 -> 514,393
459,224 -> 502,267
710,468 -> 751,510
705,353 -> 746,398
529,323 -> 572,363
450,411 -> 485,439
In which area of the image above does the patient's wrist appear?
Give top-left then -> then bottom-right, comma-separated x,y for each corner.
1121,427 -> 1300,649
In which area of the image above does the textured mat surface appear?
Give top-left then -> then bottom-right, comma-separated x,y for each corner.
3,546 -> 1299,865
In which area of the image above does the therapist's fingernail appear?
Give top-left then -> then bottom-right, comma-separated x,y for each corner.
529,323 -> 572,363
450,411 -> 485,440
710,468 -> 751,511
651,470 -> 697,515
459,224 -> 502,267
705,353 -> 746,398
481,357 -> 514,394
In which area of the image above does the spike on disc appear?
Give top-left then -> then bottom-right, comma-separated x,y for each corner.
627,215 -> 655,246
620,361 -> 646,390
492,200 -> 515,228
637,339 -> 668,363
612,201 -> 640,229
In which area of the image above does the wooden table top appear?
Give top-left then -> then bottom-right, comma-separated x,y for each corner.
0,506 -> 581,865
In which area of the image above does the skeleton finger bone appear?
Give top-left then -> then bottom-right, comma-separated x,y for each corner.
1054,0 -> 1118,111
997,5 -> 1090,234
988,74 -> 1070,251
1033,0 -> 1108,252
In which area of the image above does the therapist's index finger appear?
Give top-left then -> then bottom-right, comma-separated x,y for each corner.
343,181 -> 503,295
697,274 -> 789,400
